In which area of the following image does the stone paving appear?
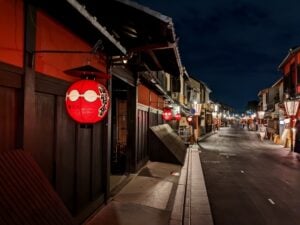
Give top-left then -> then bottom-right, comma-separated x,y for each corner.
85,143 -> 214,225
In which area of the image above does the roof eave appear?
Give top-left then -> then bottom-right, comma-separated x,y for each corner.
278,46 -> 300,70
66,0 -> 126,55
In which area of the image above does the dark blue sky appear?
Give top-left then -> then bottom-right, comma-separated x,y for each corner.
134,0 -> 300,112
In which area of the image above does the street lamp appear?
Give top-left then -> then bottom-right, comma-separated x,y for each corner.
284,99 -> 299,151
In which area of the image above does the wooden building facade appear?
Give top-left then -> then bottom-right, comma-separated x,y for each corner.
0,0 -> 183,223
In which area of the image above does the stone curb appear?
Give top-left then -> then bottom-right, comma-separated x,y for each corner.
169,144 -> 214,225
169,147 -> 190,225
186,148 -> 214,225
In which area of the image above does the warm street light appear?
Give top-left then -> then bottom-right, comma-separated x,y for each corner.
212,111 -> 217,118
257,111 -> 265,124
212,111 -> 218,131
257,110 -> 266,140
214,104 -> 219,112
284,100 -> 299,151
284,100 -> 299,117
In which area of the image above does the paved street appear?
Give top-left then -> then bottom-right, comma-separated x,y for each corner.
199,125 -> 300,225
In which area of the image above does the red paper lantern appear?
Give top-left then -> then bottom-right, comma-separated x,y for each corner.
175,113 -> 181,121
162,108 -> 172,121
65,80 -> 110,124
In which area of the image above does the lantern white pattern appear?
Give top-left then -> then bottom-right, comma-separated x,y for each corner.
65,80 -> 110,124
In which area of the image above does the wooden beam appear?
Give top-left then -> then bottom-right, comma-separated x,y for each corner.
23,3 -> 37,151
146,50 -> 163,69
130,42 -> 176,52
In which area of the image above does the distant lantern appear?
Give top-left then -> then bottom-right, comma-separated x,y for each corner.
162,108 -> 172,121
187,116 -> 193,122
175,113 -> 181,121
65,80 -> 110,124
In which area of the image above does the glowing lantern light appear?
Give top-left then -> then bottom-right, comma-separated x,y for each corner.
175,113 -> 181,121
284,99 -> 300,151
162,108 -> 172,121
187,116 -> 193,122
65,80 -> 110,124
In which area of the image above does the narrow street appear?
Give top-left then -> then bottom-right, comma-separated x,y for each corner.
199,125 -> 300,225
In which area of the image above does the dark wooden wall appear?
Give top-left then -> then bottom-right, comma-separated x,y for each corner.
134,107 -> 165,171
0,64 -> 107,223
149,110 -> 158,127
34,75 -> 106,222
0,86 -> 17,151
158,112 -> 163,125
0,66 -> 22,153
136,108 -> 149,170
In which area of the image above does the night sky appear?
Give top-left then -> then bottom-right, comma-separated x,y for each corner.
134,0 -> 300,112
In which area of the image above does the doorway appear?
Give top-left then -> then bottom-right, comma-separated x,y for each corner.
111,99 -> 128,174
111,77 -> 129,175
